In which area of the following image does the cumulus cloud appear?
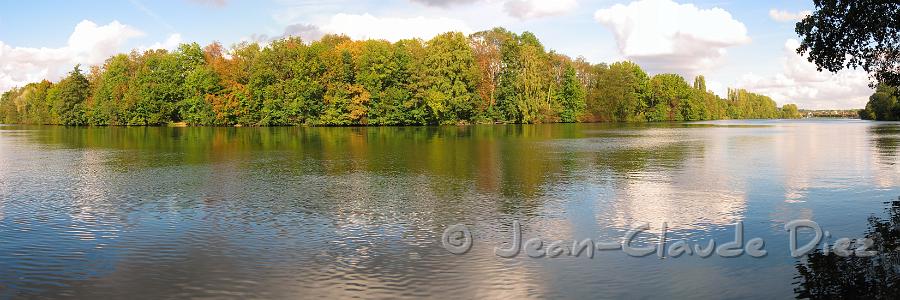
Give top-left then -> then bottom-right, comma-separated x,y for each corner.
768,9 -> 810,22
706,80 -> 727,99
144,33 -> 184,50
594,0 -> 750,76
503,0 -> 578,19
0,20 -> 144,93
735,39 -> 873,109
281,24 -> 327,42
246,23 -> 327,44
315,13 -> 472,42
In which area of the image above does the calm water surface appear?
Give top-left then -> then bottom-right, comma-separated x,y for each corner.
0,120 -> 898,299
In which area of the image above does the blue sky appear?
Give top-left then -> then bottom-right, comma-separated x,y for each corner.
0,0 -> 874,109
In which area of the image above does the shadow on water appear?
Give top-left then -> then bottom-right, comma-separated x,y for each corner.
870,124 -> 900,163
794,196 -> 900,299
0,123 -> 701,204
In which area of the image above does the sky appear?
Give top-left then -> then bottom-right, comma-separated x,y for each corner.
0,0 -> 875,109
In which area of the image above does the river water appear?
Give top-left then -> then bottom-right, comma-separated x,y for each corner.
0,120 -> 898,298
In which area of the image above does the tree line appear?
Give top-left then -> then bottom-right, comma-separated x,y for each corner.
0,28 -> 802,126
859,85 -> 900,121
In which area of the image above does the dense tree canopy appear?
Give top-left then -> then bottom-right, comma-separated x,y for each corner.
780,104 -> 802,119
859,85 -> 899,121
796,1 -> 900,87
50,66 -> 91,126
0,28 -> 801,126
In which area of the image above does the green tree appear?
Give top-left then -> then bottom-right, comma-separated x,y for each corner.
124,49 -> 185,125
248,37 -> 325,126
493,29 -> 526,122
394,38 -> 429,125
860,85 -> 899,121
727,88 -> 779,119
780,104 -> 802,119
469,28 -> 511,119
514,32 -> 552,123
180,65 -> 220,125
0,29 -> 794,127
557,66 -> 585,122
796,1 -> 900,86
89,54 -> 136,125
49,66 -> 90,125
316,38 -> 366,126
681,89 -> 706,121
205,42 -> 259,126
0,81 -> 54,124
693,75 -> 706,92
581,62 -> 608,122
0,89 -> 17,124
355,40 -> 414,125
596,61 -> 649,122
648,74 -> 690,122
423,32 -> 481,124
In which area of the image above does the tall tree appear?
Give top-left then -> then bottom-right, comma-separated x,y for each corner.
515,32 -> 552,123
597,61 -> 649,122
205,42 -> 259,125
249,37 -> 325,126
0,89 -> 17,124
124,49 -> 185,125
860,85 -> 899,121
49,66 -> 90,125
89,54 -> 136,125
693,75 -> 707,92
423,32 -> 481,124
557,66 -> 585,122
469,28 -> 511,116
357,40 -> 413,125
394,38 -> 429,125
648,74 -> 690,122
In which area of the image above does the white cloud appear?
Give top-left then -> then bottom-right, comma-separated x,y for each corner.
768,9 -> 810,23
318,13 -> 472,42
249,23 -> 326,44
706,79 -> 726,99
594,0 -> 750,76
503,0 -> 577,19
735,39 -> 873,109
281,24 -> 326,42
145,33 -> 183,50
0,20 -> 144,93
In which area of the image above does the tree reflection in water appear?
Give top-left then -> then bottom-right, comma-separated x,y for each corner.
794,197 -> 900,299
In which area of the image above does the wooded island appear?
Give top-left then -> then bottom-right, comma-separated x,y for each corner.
0,28 -> 803,126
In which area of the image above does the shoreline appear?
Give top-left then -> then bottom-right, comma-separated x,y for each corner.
0,117 -> 872,128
